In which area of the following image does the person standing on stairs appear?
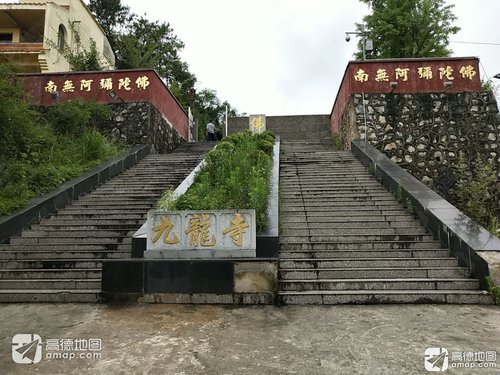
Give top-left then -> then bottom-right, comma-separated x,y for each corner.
206,121 -> 216,141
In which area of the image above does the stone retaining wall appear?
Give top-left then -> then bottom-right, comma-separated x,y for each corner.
228,115 -> 330,140
98,102 -> 184,154
339,92 -> 500,209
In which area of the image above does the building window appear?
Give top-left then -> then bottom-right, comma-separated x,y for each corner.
0,33 -> 13,43
57,25 -> 66,49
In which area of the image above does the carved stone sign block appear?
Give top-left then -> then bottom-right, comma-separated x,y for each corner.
145,210 -> 256,259
249,114 -> 266,134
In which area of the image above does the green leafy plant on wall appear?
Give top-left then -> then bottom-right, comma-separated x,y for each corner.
332,133 -> 345,150
486,276 -> 500,305
47,21 -> 104,71
452,155 -> 499,238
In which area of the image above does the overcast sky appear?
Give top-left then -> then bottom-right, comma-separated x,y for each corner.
2,1 -> 481,114
119,0 -> 499,116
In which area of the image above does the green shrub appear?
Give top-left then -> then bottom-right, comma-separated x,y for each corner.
156,190 -> 176,211
452,156 -> 497,223
487,216 -> 500,237
450,155 -> 500,238
332,133 -> 345,150
486,276 -> 500,305
256,130 -> 276,144
80,129 -> 118,161
159,131 -> 275,231
257,139 -> 274,155
47,100 -> 111,136
0,64 -> 40,159
0,70 -> 120,217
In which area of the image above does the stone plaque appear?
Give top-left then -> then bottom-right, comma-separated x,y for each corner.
146,210 -> 256,258
249,114 -> 266,134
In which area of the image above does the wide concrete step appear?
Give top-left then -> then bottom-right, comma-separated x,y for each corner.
281,190 -> 393,197
279,278 -> 480,291
281,206 -> 406,213
280,178 -> 376,184
39,218 -> 144,225
70,201 -> 154,208
48,214 -> 146,220
2,250 -> 128,260
282,210 -> 411,217
281,221 -> 423,229
282,215 -> 415,223
89,191 -> 163,196
279,249 -> 449,259
10,237 -> 131,245
1,243 -> 121,251
279,258 -> 458,269
100,180 -> 179,186
281,186 -> 391,191
281,167 -> 370,171
2,259 -> 103,269
35,224 -> 141,231
21,229 -> 132,238
279,267 -> 470,279
282,200 -> 401,207
82,192 -> 160,198
278,290 -> 493,305
58,208 -> 150,214
279,185 -> 388,191
279,241 -> 442,250
280,234 -> 435,243
0,290 -> 101,303
0,269 -> 101,279
0,279 -> 101,290
280,227 -> 428,236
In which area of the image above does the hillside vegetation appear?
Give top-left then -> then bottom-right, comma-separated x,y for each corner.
0,65 -> 122,216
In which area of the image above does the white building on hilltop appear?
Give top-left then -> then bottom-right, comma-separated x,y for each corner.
0,0 -> 115,72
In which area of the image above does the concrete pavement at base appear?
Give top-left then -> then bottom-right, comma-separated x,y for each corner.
0,303 -> 499,374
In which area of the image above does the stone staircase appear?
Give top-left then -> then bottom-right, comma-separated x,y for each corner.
278,140 -> 492,304
0,142 -> 213,302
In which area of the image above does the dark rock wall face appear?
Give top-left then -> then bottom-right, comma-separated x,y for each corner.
99,102 -> 184,154
339,91 -> 500,213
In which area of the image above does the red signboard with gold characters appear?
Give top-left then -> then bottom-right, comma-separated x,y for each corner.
330,57 -> 482,133
20,69 -> 189,141
348,57 -> 480,93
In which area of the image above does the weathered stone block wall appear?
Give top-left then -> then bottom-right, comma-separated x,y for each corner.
228,115 -> 331,141
339,91 -> 500,212
98,102 -> 184,154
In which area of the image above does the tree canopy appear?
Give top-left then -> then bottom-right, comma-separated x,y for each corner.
355,0 -> 460,59
87,0 -> 132,48
193,89 -> 238,140
86,0 -> 237,135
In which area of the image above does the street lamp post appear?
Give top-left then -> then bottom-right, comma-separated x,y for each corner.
345,25 -> 372,145
345,25 -> 372,60
189,88 -> 197,142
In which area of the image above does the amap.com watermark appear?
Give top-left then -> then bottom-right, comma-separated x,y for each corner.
425,347 -> 497,372
12,334 -> 102,364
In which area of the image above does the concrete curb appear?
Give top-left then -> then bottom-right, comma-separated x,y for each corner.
0,145 -> 149,244
351,140 -> 500,289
